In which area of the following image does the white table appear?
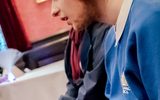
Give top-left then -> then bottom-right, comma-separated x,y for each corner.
0,60 -> 67,100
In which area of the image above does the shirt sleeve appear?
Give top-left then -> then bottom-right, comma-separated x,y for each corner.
125,10 -> 160,99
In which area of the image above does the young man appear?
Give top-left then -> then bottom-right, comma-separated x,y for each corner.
97,0 -> 160,99
53,0 -> 160,99
51,0 -> 110,100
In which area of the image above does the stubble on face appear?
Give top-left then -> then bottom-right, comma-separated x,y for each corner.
73,0 -> 98,31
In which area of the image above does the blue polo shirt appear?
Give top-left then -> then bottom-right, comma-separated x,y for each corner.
104,0 -> 160,99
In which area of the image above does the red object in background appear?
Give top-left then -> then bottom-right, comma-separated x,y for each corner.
13,0 -> 69,42
0,0 -> 31,51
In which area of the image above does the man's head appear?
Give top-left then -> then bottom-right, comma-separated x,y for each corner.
51,0 -> 97,31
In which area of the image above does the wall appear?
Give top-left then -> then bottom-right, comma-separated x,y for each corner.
13,0 -> 69,42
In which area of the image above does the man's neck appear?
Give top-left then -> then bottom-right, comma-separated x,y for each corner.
95,0 -> 124,25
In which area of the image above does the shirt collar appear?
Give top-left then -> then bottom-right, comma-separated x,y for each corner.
115,0 -> 133,46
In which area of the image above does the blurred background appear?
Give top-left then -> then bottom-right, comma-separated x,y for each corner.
0,0 -> 70,71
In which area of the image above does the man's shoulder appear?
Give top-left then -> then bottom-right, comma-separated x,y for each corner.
132,0 -> 160,19
130,0 -> 160,34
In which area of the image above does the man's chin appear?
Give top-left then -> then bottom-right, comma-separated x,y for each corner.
72,25 -> 79,31
67,22 -> 79,31
73,25 -> 84,32
67,21 -> 72,26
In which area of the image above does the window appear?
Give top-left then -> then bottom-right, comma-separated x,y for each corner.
0,25 -> 7,51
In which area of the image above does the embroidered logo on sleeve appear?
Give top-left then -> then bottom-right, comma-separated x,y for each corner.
121,73 -> 131,94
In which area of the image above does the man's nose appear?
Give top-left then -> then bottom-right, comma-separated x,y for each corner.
51,2 -> 60,17
51,6 -> 60,17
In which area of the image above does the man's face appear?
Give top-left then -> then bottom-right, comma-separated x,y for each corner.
52,0 -> 95,31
